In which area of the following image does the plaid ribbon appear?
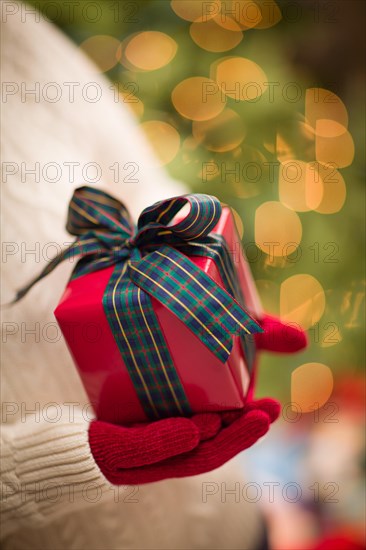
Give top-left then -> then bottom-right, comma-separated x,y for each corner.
14,186 -> 262,419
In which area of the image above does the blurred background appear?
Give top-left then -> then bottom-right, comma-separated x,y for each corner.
26,1 -> 366,548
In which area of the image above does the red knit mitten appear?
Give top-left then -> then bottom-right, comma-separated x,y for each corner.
255,314 -> 307,353
89,398 -> 279,484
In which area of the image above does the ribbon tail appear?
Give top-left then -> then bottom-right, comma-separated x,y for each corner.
5,236 -> 114,306
3,245 -> 75,306
102,262 -> 192,419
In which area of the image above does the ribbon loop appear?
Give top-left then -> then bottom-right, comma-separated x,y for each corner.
135,194 -> 222,247
67,186 -> 133,239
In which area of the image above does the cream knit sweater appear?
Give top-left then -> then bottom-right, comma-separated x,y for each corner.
0,3 -> 264,548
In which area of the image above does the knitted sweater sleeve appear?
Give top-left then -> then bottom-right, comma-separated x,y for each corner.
0,411 -> 114,539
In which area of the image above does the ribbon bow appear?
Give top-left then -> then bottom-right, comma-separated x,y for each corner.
14,186 -> 262,419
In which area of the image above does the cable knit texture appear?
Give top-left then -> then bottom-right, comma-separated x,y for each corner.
1,412 -> 111,540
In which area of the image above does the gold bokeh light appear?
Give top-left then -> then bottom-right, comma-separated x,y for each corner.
279,160 -> 323,212
213,57 -> 268,101
280,274 -> 325,329
255,201 -> 302,256
124,31 -> 177,71
190,17 -> 243,52
172,76 -> 226,121
314,163 -> 347,214
315,120 -> 355,168
291,363 -> 333,413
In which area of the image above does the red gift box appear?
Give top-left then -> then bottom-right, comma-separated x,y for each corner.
54,205 -> 262,424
